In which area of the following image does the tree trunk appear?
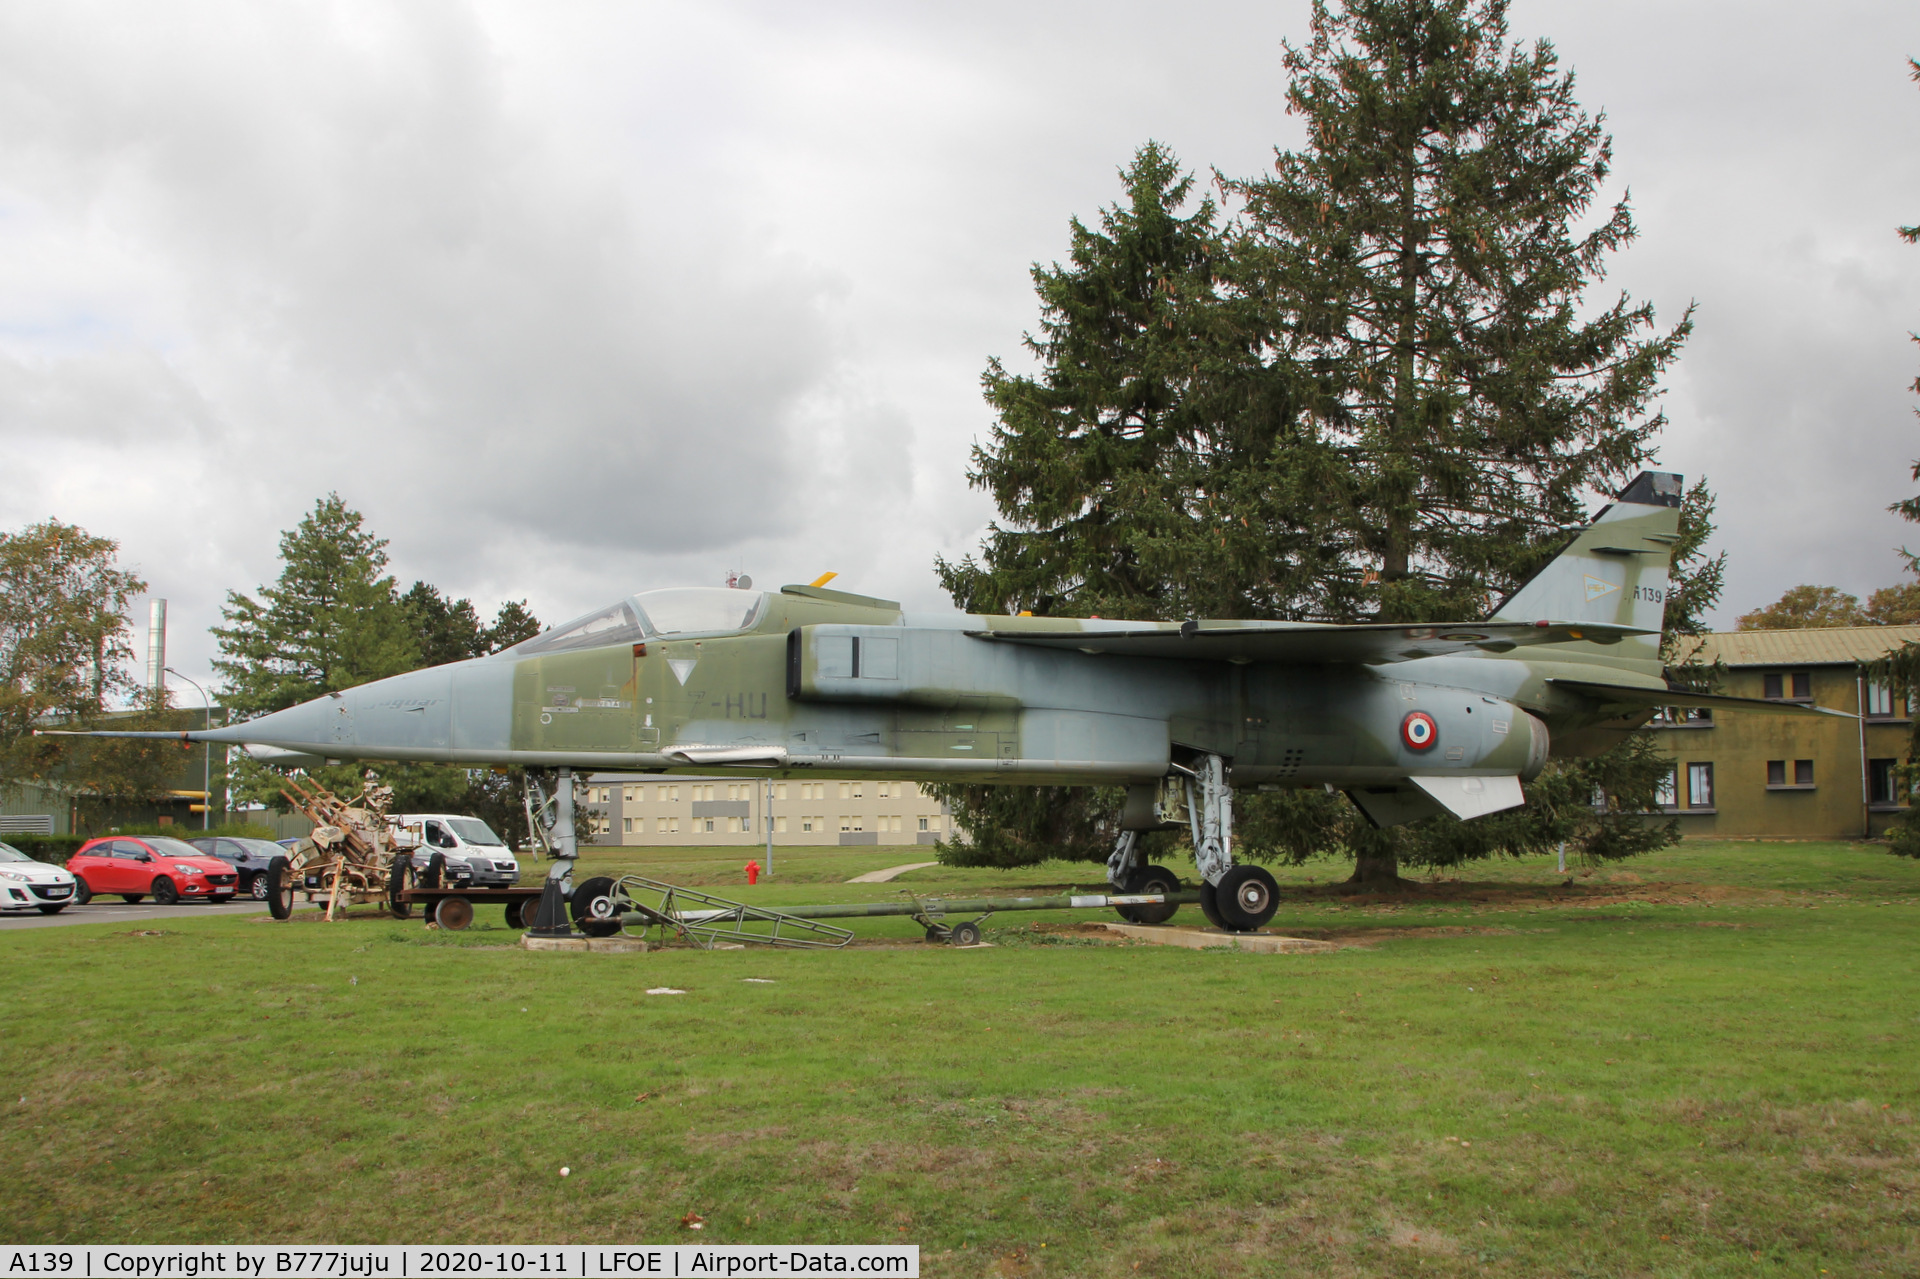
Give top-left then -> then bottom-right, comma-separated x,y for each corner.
1345,846 -> 1403,888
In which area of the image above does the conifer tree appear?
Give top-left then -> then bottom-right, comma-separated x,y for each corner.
214,495 -> 460,810
1228,0 -> 1690,625
937,141 -> 1335,622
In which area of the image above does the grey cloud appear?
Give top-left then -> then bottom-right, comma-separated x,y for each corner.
0,0 -> 1915,686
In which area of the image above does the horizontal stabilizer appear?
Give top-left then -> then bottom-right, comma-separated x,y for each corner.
974,619 -> 1651,666
1408,774 -> 1527,820
1345,784 -> 1449,827
1547,679 -> 1856,718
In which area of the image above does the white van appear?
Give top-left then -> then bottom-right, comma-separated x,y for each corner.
394,815 -> 520,887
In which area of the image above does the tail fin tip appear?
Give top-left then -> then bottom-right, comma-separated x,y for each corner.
1617,471 -> 1683,508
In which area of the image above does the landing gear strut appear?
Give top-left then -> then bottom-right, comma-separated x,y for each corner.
1182,753 -> 1276,933
527,766 -> 579,936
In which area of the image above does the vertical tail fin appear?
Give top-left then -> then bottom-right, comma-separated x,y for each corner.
1490,472 -> 1683,677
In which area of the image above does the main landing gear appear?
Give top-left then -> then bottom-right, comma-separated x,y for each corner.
1107,754 -> 1278,933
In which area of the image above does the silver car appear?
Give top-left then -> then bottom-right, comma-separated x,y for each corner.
0,841 -> 79,914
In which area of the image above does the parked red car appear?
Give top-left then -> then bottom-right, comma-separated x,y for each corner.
68,836 -> 239,905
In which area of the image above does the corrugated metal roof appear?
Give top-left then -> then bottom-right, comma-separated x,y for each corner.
1673,625 -> 1920,668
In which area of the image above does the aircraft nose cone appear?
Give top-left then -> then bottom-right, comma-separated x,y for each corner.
233,693 -> 351,752
352,667 -> 454,752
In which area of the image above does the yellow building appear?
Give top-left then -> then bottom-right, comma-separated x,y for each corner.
1654,626 -> 1918,839
580,773 -> 952,847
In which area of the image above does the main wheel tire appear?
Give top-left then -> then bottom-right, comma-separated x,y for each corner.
36,904 -> 65,915
505,897 -> 530,929
248,874 -> 270,901
1116,864 -> 1182,925
949,920 -> 983,947
71,878 -> 92,905
433,896 -> 474,931
264,856 -> 294,921
570,876 -> 621,937
1198,881 -> 1225,930
121,894 -> 145,905
1214,864 -> 1280,933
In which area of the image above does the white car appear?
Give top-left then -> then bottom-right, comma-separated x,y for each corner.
0,841 -> 79,914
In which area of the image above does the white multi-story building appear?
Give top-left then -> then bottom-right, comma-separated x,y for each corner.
580,773 -> 953,847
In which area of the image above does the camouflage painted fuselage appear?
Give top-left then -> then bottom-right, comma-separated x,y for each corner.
207,483 -> 1688,805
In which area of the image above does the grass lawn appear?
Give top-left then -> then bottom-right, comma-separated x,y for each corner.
5,839 -> 1919,1276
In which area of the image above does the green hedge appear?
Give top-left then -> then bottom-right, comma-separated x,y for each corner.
0,834 -> 87,865
1,823 -> 279,865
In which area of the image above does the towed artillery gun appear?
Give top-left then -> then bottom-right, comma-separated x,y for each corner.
267,776 -> 416,921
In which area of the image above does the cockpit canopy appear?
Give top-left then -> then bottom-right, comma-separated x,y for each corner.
510,588 -> 766,656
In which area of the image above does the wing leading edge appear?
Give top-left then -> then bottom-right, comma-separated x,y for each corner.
970,619 -> 1652,665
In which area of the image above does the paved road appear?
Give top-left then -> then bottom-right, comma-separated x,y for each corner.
0,898 -> 283,931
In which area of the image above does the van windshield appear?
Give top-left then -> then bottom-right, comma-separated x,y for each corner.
447,819 -> 505,847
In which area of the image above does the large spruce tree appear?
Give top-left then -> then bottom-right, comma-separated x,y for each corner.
1227,0 -> 1689,625
937,0 -> 1701,882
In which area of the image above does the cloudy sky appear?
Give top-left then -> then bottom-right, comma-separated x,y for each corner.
0,0 -> 1916,693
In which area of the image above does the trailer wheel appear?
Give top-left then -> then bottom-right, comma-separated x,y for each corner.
433,896 -> 474,930
1117,864 -> 1182,925
387,856 -> 413,919
505,897 -> 530,929
264,857 -> 294,921
949,920 -> 983,947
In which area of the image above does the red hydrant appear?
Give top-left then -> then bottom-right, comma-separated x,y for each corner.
745,859 -> 761,885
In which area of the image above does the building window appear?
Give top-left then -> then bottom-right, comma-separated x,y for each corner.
1654,767 -> 1677,809
669,817 -> 680,834
1870,759 -> 1900,806
775,815 -> 788,833
917,816 -> 930,832
655,817 -> 667,833
1867,681 -> 1896,718
623,817 -> 633,834
1769,759 -> 1814,787
1763,672 -> 1811,701
775,783 -> 788,800
1686,763 -> 1714,809
839,815 -> 851,832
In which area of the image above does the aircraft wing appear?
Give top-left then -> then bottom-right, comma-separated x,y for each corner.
969,619 -> 1652,665
1546,679 -> 1856,718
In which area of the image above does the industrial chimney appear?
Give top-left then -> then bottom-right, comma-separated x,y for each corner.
146,599 -> 167,703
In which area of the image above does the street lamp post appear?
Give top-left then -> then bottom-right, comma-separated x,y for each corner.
164,667 -> 213,830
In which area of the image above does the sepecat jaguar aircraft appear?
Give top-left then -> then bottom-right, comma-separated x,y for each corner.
58,471 -> 1835,932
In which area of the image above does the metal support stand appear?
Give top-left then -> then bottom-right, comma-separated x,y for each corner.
1184,754 -> 1234,886
530,765 -> 578,937
1105,829 -> 1141,890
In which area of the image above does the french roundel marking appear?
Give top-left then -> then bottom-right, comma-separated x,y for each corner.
1402,711 -> 1437,751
